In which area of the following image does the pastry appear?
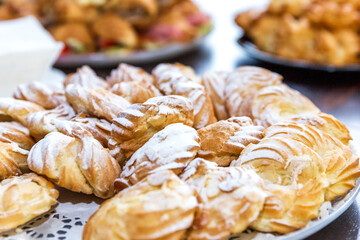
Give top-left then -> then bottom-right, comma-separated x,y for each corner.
0,98 -> 45,126
27,130 -> 121,198
83,170 -> 198,240
232,137 -> 327,233
0,141 -> 29,180
13,81 -> 66,109
264,122 -> 360,201
0,0 -> 38,20
224,66 -> 282,118
197,117 -> 264,166
110,81 -> 160,104
0,173 -> 58,233
106,0 -> 158,29
65,84 -> 130,122
110,95 -> 194,165
251,84 -> 320,128
201,71 -> 229,120
290,112 -> 352,145
49,22 -> 95,53
0,121 -> 35,151
115,123 -> 200,189
181,158 -> 266,240
91,13 -> 138,51
64,65 -> 109,90
107,63 -> 155,87
27,103 -> 76,141
152,63 -> 217,129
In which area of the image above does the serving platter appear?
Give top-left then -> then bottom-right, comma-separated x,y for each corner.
55,37 -> 207,68
238,36 -> 360,72
2,143 -> 359,240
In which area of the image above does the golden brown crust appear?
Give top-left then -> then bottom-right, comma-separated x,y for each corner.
181,158 -> 266,240
65,84 -> 130,122
224,66 -> 282,118
264,122 -> 360,201
13,82 -> 66,110
116,123 -> 200,189
0,141 -> 29,180
0,98 -> 45,126
290,112 -> 352,145
250,84 -> 320,128
197,117 -> 264,166
107,63 -> 155,86
64,66 -> 109,90
110,81 -> 159,103
27,130 -> 121,198
83,170 -> 198,240
232,137 -> 327,233
110,95 -> 194,165
0,173 -> 59,233
0,121 -> 35,151
153,63 -> 217,129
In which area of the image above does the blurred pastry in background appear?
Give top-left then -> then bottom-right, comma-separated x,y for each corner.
235,0 -> 360,65
91,13 -> 138,53
0,0 -> 39,20
49,22 -> 95,53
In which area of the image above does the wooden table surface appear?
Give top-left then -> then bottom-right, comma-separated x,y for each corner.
57,1 -> 360,239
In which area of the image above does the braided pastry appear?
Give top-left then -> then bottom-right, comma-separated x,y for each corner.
197,117 -> 264,166
110,81 -> 159,104
264,122 -> 360,201
83,170 -> 198,240
232,137 -> 327,233
251,84 -> 320,127
27,103 -> 76,141
201,71 -> 229,120
181,158 -> 266,240
0,173 -> 58,233
65,84 -> 130,121
115,123 -> 200,189
64,65 -> 109,90
0,98 -> 45,126
290,112 -> 352,145
107,63 -> 155,86
0,141 -> 29,180
27,130 -> 121,198
13,82 -> 66,109
110,95 -> 194,165
0,121 -> 34,151
152,63 -> 216,129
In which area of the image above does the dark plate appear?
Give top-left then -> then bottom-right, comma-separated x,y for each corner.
238,35 -> 360,72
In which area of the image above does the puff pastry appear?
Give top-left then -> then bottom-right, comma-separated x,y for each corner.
0,98 -> 45,126
264,122 -> 360,201
27,130 -> 121,198
0,141 -> 29,180
64,65 -> 109,90
27,103 -> 76,141
181,158 -> 266,240
232,137 -> 327,233
251,84 -> 320,128
201,71 -> 229,120
13,82 -> 66,109
83,170 -> 198,240
65,84 -> 130,122
290,112 -> 352,145
107,63 -> 155,86
197,117 -> 264,166
115,123 -> 200,189
152,63 -> 217,129
224,66 -> 282,118
0,121 -> 35,151
0,173 -> 58,233
110,95 -> 194,165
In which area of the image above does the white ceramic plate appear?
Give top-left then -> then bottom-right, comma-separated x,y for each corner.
54,37 -> 206,68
